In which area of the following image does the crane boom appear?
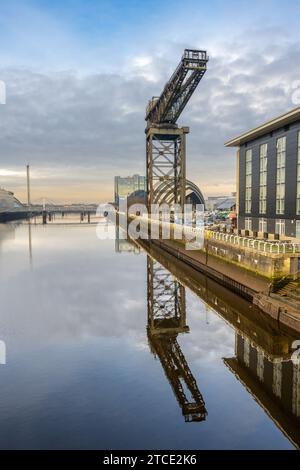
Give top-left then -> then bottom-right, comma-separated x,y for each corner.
146,49 -> 208,127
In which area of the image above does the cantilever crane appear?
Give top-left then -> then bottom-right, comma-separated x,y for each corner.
145,49 -> 208,212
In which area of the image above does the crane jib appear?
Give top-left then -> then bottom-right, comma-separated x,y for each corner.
145,49 -> 209,126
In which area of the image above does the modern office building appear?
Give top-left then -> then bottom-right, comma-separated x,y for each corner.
225,107 -> 300,239
114,174 -> 146,207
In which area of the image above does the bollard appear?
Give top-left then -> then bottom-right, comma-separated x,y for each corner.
42,211 -> 47,224
88,212 -> 91,223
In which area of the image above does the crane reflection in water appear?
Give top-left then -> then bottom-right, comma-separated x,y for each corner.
115,225 -> 300,446
115,229 -> 207,422
147,256 -> 207,422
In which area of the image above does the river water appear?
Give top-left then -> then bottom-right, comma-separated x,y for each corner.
0,220 -> 298,449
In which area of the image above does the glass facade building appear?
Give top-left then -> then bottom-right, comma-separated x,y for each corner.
114,174 -> 146,206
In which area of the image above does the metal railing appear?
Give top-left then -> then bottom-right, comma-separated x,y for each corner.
207,230 -> 300,255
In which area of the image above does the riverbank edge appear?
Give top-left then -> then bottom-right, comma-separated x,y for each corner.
146,238 -> 300,335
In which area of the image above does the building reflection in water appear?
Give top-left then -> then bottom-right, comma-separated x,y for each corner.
117,223 -> 300,442
115,222 -> 140,254
0,222 -> 16,246
0,221 -> 33,269
224,333 -> 300,448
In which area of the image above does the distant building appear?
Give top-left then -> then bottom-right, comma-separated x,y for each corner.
185,180 -> 205,209
225,107 -> 300,239
215,197 -> 236,211
127,189 -> 147,208
0,188 -> 28,222
185,191 -> 204,208
205,196 -> 230,211
114,174 -> 146,207
114,175 -> 205,210
127,183 -> 206,209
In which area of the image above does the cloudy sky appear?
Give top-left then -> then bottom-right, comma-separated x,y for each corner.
0,0 -> 299,203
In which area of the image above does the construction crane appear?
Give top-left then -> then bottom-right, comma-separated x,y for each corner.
145,49 -> 208,211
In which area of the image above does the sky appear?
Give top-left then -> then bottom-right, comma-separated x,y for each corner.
0,0 -> 300,203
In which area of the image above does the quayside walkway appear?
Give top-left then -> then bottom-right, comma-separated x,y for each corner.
160,238 -> 269,294
147,237 -> 300,335
151,238 -> 269,297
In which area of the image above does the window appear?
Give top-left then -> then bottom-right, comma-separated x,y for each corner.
276,137 -> 286,215
297,132 -> 300,215
259,144 -> 267,214
259,218 -> 267,233
275,219 -> 285,236
245,149 -> 252,213
245,217 -> 252,231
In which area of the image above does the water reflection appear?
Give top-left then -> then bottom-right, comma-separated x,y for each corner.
147,257 -> 207,422
115,227 -> 207,422
28,221 -> 33,269
115,223 -> 140,254
224,333 -> 300,449
0,222 -> 16,246
132,236 -> 300,448
0,220 -> 299,449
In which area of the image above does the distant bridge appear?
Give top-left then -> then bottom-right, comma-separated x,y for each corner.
29,203 -> 99,213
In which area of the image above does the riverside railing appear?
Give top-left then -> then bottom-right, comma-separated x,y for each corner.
125,213 -> 300,255
207,230 -> 300,255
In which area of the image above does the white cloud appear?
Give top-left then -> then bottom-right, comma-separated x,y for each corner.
133,56 -> 152,68
0,168 -> 26,177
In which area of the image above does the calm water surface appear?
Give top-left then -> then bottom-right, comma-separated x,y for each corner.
0,221 -> 298,449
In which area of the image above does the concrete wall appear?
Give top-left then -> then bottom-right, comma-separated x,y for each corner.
206,237 -> 291,279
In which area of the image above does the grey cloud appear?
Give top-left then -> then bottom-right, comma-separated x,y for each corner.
0,31 -> 299,195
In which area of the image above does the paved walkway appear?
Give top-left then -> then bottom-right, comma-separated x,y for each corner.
160,239 -> 270,294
